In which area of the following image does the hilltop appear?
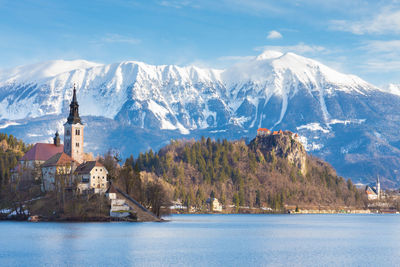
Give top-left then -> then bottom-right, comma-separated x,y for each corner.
131,133 -> 366,212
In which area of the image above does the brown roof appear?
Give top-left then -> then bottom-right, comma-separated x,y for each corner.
21,143 -> 64,162
42,152 -> 75,167
74,161 -> 105,174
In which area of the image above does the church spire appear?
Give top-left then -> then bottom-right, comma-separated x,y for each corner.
67,84 -> 82,124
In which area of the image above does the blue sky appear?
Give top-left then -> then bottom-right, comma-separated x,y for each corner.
1,0 -> 400,85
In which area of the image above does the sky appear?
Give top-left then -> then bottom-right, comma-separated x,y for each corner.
1,0 -> 400,86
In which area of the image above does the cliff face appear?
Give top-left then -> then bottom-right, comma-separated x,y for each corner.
249,133 -> 307,175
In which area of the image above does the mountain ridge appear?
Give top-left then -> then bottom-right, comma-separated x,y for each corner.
1,51 -> 400,186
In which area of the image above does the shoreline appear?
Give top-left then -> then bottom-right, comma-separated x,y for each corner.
2,209 -> 397,223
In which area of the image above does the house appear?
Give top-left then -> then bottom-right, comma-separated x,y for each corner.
257,128 -> 271,136
41,152 -> 77,192
206,197 -> 223,212
74,161 -> 109,194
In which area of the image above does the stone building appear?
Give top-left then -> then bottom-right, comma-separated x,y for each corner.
41,152 -> 77,192
74,161 -> 109,194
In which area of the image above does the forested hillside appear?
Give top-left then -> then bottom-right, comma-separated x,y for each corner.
0,133 -> 31,189
128,135 -> 366,211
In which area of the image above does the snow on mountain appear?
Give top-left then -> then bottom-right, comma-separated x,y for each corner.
1,51 -> 400,185
382,84 -> 400,96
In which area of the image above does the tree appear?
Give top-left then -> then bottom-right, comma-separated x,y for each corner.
145,181 -> 171,218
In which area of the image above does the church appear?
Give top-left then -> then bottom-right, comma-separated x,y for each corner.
18,86 -> 109,194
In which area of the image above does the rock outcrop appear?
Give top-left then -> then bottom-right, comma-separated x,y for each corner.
249,133 -> 307,175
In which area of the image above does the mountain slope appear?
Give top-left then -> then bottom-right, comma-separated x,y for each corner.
1,52 -> 400,186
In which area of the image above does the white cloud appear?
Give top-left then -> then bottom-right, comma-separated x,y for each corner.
101,34 -> 141,45
331,8 -> 400,35
267,30 -> 282,39
217,55 -> 254,61
360,40 -> 400,54
255,42 -> 327,55
357,40 -> 400,72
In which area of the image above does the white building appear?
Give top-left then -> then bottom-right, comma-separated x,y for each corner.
206,197 -> 223,212
365,177 -> 381,200
74,161 -> 109,194
41,152 -> 77,192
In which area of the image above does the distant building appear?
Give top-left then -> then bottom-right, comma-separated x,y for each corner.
206,197 -> 223,212
257,128 -> 299,140
365,177 -> 381,200
74,161 -> 109,194
257,128 -> 271,136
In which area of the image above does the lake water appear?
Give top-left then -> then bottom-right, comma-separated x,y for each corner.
1,214 -> 400,266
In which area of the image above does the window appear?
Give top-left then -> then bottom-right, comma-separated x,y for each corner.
76,142 -> 79,147
66,130 -> 70,136
93,176 -> 95,179
100,169 -> 102,172
75,129 -> 80,135
102,176 -> 105,179
95,168 -> 97,171
102,184 -> 104,187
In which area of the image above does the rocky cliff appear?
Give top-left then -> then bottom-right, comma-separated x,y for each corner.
249,132 -> 307,175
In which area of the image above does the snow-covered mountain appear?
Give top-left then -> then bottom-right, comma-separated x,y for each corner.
1,51 -> 400,186
383,84 -> 400,96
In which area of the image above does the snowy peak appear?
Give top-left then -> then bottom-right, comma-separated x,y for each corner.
256,50 -> 284,60
224,51 -> 374,93
0,60 -> 102,84
0,51 -> 383,131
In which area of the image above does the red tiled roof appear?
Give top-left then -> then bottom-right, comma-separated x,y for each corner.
21,143 -> 64,162
257,128 -> 270,132
42,152 -> 75,167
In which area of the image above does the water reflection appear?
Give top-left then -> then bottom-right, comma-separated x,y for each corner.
1,215 -> 400,266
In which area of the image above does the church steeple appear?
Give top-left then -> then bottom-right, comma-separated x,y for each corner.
67,85 -> 81,124
64,84 -> 85,163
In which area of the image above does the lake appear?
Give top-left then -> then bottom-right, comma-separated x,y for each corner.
1,214 -> 400,266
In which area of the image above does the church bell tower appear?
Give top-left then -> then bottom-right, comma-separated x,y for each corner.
64,85 -> 84,163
